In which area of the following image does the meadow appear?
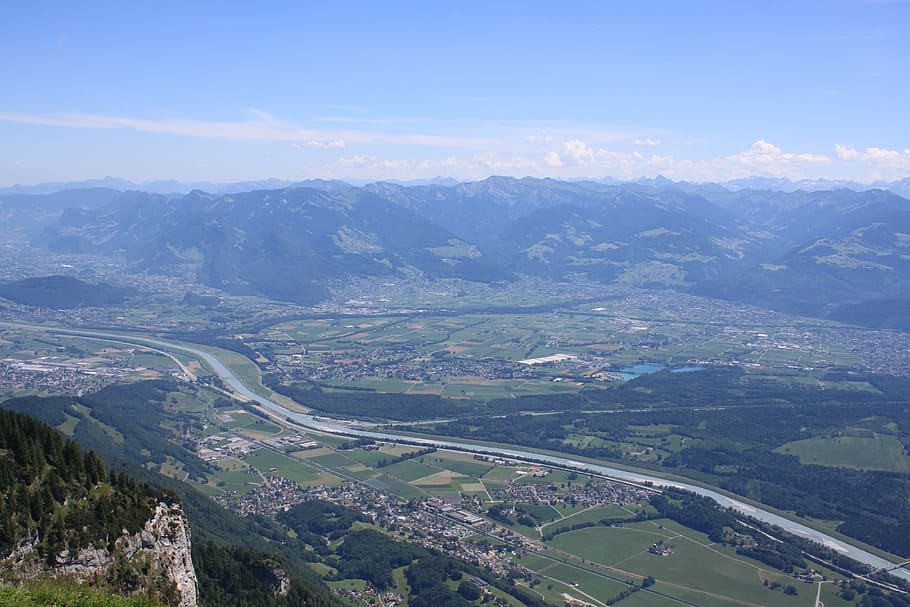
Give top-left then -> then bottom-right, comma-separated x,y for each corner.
242,450 -> 338,486
536,520 -> 814,606
777,429 -> 910,473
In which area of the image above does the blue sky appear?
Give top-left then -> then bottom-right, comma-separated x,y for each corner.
2,1 -> 908,185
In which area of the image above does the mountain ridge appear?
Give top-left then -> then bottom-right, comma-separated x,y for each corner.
4,173 -> 910,197
5,177 -> 910,327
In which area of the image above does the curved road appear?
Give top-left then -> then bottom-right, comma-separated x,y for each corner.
7,322 -> 909,582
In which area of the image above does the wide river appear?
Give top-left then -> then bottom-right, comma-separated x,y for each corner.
9,323 -> 909,581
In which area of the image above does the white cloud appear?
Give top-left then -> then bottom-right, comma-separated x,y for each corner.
562,139 -> 598,165
472,152 -> 541,172
835,144 -> 860,160
0,110 -> 312,142
865,146 -> 904,161
335,154 -> 376,167
545,140 -> 647,178
525,134 -> 554,145
544,151 -> 564,168
0,110 -> 492,149
246,107 -> 275,122
832,144 -> 910,180
864,147 -> 910,179
2,107 -> 908,184
324,151 -> 548,181
724,139 -> 830,170
535,139 -> 846,181
301,139 -> 345,149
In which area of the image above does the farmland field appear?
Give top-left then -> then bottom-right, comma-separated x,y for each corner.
548,519 -> 808,606
517,552 -> 631,601
527,519 -> 815,606
242,450 -> 340,486
777,430 -> 910,473
426,452 -> 494,477
542,504 -> 635,534
549,525 -> 669,565
382,459 -> 445,482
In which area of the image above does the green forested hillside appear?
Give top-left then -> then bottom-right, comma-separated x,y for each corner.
0,408 -> 180,605
0,407 -> 169,561
0,275 -> 133,309
0,404 -> 341,607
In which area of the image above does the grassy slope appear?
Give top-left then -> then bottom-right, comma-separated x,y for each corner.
0,581 -> 164,607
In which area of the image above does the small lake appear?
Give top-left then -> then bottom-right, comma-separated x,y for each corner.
617,363 -> 703,381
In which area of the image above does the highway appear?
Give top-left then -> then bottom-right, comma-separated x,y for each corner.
6,321 -> 910,583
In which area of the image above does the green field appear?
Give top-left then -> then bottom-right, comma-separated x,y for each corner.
218,411 -> 257,426
542,504 -> 635,534
219,411 -> 282,436
308,433 -> 352,449
549,525 -> 668,565
209,458 -> 260,495
310,452 -> 358,469
254,312 -> 654,399
517,503 -> 563,523
778,430 -> 910,472
242,450 -> 339,486
365,474 -> 426,499
338,447 -> 391,466
517,552 -> 633,603
430,453 -> 495,477
543,520 -> 807,606
481,465 -> 520,483
382,459 -> 444,482
56,413 -> 80,435
164,388 -> 211,413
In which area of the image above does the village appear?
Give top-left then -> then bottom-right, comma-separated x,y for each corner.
220,475 -> 538,580
208,441 -> 657,592
0,348 -> 167,396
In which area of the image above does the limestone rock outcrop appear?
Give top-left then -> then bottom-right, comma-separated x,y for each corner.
2,501 -> 198,607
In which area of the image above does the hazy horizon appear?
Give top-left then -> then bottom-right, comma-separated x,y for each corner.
2,2 -> 908,186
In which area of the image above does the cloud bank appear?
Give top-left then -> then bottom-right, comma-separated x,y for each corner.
1,109 -> 908,184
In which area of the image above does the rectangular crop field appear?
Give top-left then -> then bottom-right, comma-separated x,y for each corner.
381,459 -> 444,482
517,553 -> 630,601
243,450 -> 338,486
542,504 -> 633,534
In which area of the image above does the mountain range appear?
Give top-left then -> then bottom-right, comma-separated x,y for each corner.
3,176 -> 910,328
3,174 -> 910,198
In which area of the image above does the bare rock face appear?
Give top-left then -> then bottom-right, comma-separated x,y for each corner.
118,502 -> 199,607
2,501 -> 198,607
272,565 -> 290,597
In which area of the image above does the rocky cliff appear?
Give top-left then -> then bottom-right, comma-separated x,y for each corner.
3,501 -> 198,607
